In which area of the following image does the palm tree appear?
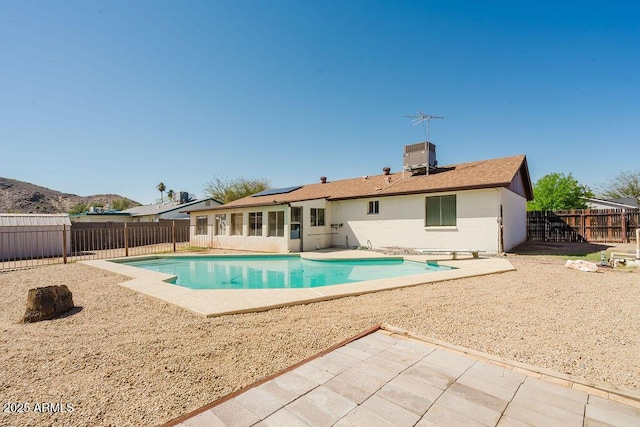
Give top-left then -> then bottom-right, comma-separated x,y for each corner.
167,189 -> 175,202
157,182 -> 166,202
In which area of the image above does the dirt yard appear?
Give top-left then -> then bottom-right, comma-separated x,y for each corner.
1,243 -> 638,426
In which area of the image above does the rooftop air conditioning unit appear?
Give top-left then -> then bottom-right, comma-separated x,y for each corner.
179,192 -> 189,204
403,142 -> 437,173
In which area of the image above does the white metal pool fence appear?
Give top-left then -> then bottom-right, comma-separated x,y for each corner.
0,222 -> 192,271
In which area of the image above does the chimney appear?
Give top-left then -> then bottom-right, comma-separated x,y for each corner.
320,176 -> 327,184
383,167 -> 391,175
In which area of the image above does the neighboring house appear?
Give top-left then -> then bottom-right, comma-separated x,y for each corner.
0,214 -> 71,260
70,210 -> 133,223
185,144 -> 533,254
585,197 -> 639,210
120,198 -> 222,222
72,198 -> 222,223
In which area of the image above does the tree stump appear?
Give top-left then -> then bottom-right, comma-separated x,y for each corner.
21,285 -> 75,323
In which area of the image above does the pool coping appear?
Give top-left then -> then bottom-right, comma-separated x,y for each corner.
81,251 -> 516,317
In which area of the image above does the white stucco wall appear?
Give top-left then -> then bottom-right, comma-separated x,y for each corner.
188,190 -> 527,254
189,210 -> 215,248
188,199 -> 335,253
189,207 -> 289,253
332,189 -> 505,253
499,187 -> 527,251
189,211 -> 217,248
291,199 -> 333,252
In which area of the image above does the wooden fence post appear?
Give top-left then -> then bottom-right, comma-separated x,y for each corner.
62,223 -> 67,264
172,220 -> 176,252
124,223 -> 129,257
621,210 -> 628,243
544,211 -> 549,242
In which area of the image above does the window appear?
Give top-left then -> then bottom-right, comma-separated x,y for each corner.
215,214 -> 227,235
195,216 -> 208,235
249,212 -> 262,236
310,208 -> 325,226
291,206 -> 302,223
367,200 -> 379,215
425,195 -> 456,227
231,213 -> 243,235
268,211 -> 285,237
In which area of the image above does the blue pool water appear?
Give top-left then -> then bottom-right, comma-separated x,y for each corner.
118,255 -> 452,290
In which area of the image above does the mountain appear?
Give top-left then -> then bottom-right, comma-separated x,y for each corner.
0,177 -> 140,214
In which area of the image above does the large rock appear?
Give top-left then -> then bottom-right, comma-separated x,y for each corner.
565,259 -> 598,272
21,285 -> 75,323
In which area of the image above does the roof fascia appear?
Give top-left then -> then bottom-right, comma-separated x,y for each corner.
519,156 -> 534,200
587,201 -> 635,209
185,197 -> 329,212
328,183 -> 513,201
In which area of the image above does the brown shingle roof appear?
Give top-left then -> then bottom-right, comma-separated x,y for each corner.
203,154 -> 531,211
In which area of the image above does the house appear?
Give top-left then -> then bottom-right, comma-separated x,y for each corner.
184,144 -> 533,254
120,197 -> 222,222
70,209 -> 133,223
72,197 -> 222,223
0,214 -> 71,261
585,197 -> 639,210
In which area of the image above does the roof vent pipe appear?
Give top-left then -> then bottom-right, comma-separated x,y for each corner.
320,176 -> 327,184
383,167 -> 391,175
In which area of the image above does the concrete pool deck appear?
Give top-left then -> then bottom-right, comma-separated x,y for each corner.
82,251 -> 515,318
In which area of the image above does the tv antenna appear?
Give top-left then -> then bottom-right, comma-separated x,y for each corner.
406,109 -> 444,141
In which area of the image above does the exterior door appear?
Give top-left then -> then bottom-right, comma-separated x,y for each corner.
290,207 -> 302,252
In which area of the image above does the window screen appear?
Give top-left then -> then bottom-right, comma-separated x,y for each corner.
425,195 -> 456,227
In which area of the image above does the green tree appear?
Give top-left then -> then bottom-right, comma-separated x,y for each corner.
527,173 -> 593,211
68,203 -> 88,214
597,170 -> 640,204
157,182 -> 166,202
203,176 -> 271,204
111,198 -> 133,211
167,189 -> 175,202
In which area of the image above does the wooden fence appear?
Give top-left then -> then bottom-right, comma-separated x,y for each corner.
527,209 -> 640,243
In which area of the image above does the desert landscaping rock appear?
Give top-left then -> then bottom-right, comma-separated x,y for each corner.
20,285 -> 75,323
1,251 -> 638,426
565,259 -> 599,272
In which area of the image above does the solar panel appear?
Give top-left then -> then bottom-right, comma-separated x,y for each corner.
251,185 -> 302,197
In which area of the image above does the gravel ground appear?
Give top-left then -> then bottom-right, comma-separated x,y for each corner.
1,249 -> 639,427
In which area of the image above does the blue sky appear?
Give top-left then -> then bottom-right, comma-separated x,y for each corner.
1,1 -> 638,204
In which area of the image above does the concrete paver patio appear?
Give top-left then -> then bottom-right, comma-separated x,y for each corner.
165,325 -> 640,426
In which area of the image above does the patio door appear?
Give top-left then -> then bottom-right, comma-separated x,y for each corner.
290,207 -> 302,252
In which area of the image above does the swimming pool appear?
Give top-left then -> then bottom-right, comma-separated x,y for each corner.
118,255 -> 452,290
